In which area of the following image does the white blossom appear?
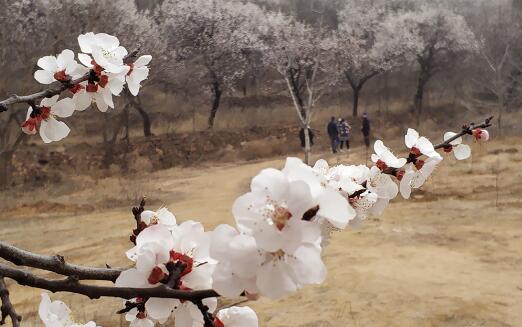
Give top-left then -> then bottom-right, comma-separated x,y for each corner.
22,95 -> 75,143
371,140 -> 407,169
405,128 -> 441,158
215,306 -> 258,327
39,293 -> 99,327
78,32 -> 129,74
443,132 -> 471,160
400,156 -> 443,199
34,49 -> 79,84
127,55 -> 152,96
140,207 -> 177,227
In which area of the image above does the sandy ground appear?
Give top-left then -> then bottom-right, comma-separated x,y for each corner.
1,137 -> 521,327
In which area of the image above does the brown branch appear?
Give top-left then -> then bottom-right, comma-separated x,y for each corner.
433,115 -> 494,150
0,241 -> 122,282
0,264 -> 219,301
0,48 -> 140,113
0,278 -> 21,327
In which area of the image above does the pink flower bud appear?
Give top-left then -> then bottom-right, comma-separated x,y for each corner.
475,129 -> 490,142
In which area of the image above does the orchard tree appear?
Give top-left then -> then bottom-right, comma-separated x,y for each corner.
336,0 -> 418,117
474,2 -> 522,135
263,13 -> 339,164
158,0 -> 266,129
402,5 -> 478,125
0,26 -> 494,327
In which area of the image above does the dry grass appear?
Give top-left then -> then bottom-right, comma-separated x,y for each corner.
1,135 -> 522,326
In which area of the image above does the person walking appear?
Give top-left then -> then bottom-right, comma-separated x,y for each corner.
327,116 -> 338,153
338,118 -> 351,152
361,112 -> 371,149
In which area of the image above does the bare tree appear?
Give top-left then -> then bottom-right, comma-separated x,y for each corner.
402,5 -> 478,125
336,0 -> 418,117
158,0 -> 266,129
263,13 -> 339,164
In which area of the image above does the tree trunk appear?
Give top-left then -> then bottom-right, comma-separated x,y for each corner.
303,126 -> 311,165
207,81 -> 222,130
352,86 -> 361,118
414,73 -> 429,127
132,96 -> 152,137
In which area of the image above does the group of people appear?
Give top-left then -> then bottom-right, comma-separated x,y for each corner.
327,113 -> 371,154
298,112 -> 371,153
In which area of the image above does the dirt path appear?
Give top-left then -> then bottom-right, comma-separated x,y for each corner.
1,139 -> 521,326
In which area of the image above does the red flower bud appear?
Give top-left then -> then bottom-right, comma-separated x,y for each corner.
376,159 -> 388,171
169,250 -> 194,277
91,60 -> 103,75
443,145 -> 453,153
473,128 -> 490,142
395,170 -> 405,181
98,75 -> 109,88
214,318 -> 225,327
415,159 -> 425,170
69,84 -> 84,94
147,266 -> 166,285
53,70 -> 67,81
86,83 -> 98,93
410,147 -> 421,156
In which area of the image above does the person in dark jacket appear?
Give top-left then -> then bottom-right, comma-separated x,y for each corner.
338,118 -> 351,151
361,112 -> 371,149
299,127 -> 314,148
327,116 -> 338,153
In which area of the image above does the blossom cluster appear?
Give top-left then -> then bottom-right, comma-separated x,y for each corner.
37,126 -> 489,327
21,32 -> 151,143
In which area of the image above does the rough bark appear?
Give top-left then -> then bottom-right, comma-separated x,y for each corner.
132,96 -> 152,137
207,80 -> 222,130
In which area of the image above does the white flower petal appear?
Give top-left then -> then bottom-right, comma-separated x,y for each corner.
444,131 -> 462,145
454,144 -> 471,160
78,53 -> 93,67
135,55 -> 152,67
289,244 -> 326,285
405,128 -> 419,148
37,55 -> 58,71
78,32 -> 95,53
316,188 -> 354,229
51,98 -> 75,118
145,298 -> 178,321
56,49 -> 75,70
212,263 -> 244,297
40,118 -> 70,143
73,91 -> 91,111
34,70 -> 55,84
216,306 -> 258,327
256,260 -> 297,299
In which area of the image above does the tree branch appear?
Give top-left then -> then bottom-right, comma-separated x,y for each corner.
0,264 -> 219,301
0,278 -> 21,327
433,115 -> 494,149
0,241 -> 122,282
0,48 -> 140,113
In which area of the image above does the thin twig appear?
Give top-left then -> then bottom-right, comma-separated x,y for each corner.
0,48 -> 140,113
0,263 -> 219,301
0,278 -> 21,327
0,241 -> 122,282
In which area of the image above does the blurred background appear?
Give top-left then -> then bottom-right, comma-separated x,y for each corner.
0,0 -> 521,326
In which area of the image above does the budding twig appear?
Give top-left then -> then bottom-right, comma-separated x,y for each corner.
0,48 -> 140,113
433,115 -> 494,150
